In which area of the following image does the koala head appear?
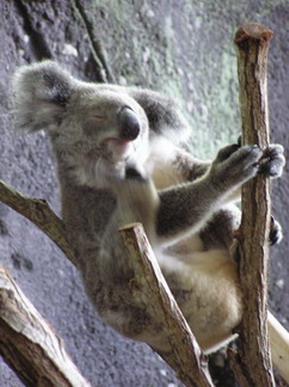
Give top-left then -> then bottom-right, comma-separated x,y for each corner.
12,61 -> 150,188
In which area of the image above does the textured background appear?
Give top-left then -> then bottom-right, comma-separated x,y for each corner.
0,1 -> 288,386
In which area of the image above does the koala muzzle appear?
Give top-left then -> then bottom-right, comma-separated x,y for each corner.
118,107 -> 141,141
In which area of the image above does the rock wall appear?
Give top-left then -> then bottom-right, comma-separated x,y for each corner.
1,1 -> 288,386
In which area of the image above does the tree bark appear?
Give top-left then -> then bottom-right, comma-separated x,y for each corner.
232,23 -> 275,386
119,223 -> 214,387
0,180 -> 77,267
0,264 -> 90,387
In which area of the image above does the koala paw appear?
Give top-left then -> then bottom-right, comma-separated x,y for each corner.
211,144 -> 263,189
257,144 -> 285,178
270,216 -> 283,246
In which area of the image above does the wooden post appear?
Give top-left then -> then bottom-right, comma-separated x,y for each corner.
232,23 -> 275,386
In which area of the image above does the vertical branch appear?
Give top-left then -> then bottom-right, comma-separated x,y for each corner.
119,223 -> 214,387
232,23 -> 275,385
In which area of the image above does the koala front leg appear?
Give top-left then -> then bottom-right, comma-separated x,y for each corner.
156,144 -> 284,245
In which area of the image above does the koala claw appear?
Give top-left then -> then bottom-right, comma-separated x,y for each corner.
257,144 -> 285,178
215,143 -> 240,162
125,167 -> 147,182
237,135 -> 242,147
270,216 -> 283,246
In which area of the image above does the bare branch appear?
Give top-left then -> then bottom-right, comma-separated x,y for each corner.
119,223 -> 214,387
0,264 -> 90,386
232,23 -> 275,386
0,179 -> 77,267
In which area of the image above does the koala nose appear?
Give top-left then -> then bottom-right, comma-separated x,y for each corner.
118,107 -> 141,141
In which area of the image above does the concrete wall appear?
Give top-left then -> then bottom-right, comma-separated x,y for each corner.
0,1 -> 288,385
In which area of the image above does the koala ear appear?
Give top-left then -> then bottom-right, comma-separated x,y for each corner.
12,60 -> 74,132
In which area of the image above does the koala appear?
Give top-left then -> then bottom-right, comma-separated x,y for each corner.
12,61 -> 285,356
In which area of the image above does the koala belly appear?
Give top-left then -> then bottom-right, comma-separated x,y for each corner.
151,247 -> 243,353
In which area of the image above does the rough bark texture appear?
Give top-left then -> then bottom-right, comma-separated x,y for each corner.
0,180 -> 76,267
119,224 -> 213,387
0,264 -> 90,387
233,23 -> 275,386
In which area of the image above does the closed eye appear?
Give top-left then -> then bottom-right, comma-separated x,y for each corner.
94,115 -> 107,120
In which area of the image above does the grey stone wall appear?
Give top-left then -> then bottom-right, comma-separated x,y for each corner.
0,1 -> 288,386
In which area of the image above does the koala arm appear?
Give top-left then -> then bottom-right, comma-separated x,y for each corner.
171,147 -> 211,182
155,144 -> 284,246
170,144 -> 245,205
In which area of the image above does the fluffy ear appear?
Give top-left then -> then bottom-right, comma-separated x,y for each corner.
12,60 -> 74,132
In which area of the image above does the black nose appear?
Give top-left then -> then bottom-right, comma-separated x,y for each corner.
118,107 -> 141,141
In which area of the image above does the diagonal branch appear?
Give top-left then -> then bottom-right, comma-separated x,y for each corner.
119,223 -> 214,387
0,264 -> 91,386
0,177 -> 214,385
0,179 -> 77,267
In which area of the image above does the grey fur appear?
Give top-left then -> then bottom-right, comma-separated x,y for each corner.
12,61 -> 285,354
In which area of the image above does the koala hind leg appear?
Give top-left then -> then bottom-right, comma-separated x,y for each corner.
199,204 -> 241,250
161,248 -> 243,354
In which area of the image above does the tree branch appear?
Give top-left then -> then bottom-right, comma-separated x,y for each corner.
232,23 -> 275,386
1,178 -> 214,386
119,223 -> 214,387
0,264 -> 90,386
0,179 -> 77,267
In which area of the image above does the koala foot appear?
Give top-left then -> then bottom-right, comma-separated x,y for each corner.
270,215 -> 283,246
230,216 -> 282,262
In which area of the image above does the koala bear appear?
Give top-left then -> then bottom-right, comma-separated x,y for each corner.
12,61 -> 285,357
